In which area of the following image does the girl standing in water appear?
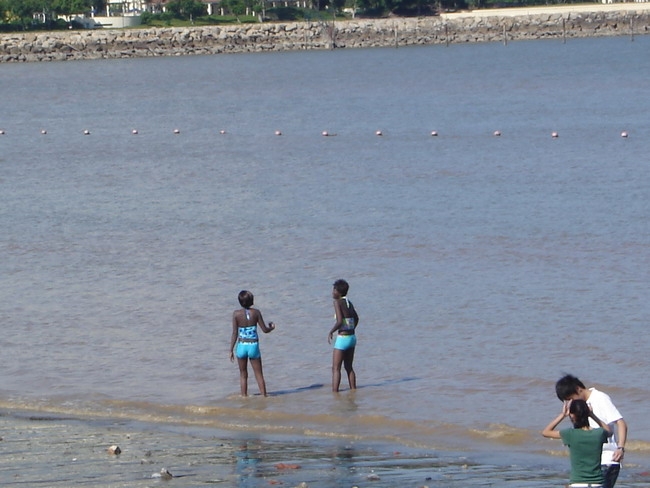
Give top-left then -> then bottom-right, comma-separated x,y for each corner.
328,279 -> 359,392
230,290 -> 275,396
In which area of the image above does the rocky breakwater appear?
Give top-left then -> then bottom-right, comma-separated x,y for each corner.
1,5 -> 649,63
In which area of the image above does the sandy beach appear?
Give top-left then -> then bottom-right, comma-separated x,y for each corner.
0,409 -> 566,487
2,407 -> 650,487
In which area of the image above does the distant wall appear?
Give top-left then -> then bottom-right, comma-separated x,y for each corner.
91,16 -> 142,29
1,8 -> 649,62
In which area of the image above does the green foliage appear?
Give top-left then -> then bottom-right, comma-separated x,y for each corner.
222,0 -> 245,16
166,0 -> 207,19
140,11 -> 250,26
0,0 -> 606,32
6,0 -> 46,19
140,10 -> 175,25
139,10 -> 152,23
391,0 -> 436,15
357,0 -> 389,16
51,0 -> 91,16
330,0 -> 346,13
265,6 -> 306,20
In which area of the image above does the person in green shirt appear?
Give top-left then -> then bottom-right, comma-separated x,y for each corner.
542,399 -> 613,487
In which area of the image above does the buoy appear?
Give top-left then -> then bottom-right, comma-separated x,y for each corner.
493,130 -> 501,137
376,130 -> 383,136
132,129 -> 138,135
551,132 -> 559,138
173,129 -> 180,134
275,130 -> 282,136
621,131 -> 628,138
41,130 -> 47,135
219,130 -> 226,134
430,131 -> 438,137
83,129 -> 90,135
0,129 -> 5,135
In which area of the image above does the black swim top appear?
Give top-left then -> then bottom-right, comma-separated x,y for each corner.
339,297 -> 356,333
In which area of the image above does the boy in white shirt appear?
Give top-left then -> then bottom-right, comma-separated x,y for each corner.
555,374 -> 628,488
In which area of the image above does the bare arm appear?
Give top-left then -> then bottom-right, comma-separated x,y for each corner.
229,311 -> 239,362
612,418 -> 628,462
542,402 -> 570,439
328,299 -> 344,343
256,309 -> 275,334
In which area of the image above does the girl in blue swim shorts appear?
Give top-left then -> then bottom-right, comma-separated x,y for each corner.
328,279 -> 360,392
229,290 -> 276,397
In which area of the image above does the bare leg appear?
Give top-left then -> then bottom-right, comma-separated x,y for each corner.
343,348 -> 356,389
250,358 -> 268,396
237,357 -> 249,396
332,348 -> 345,392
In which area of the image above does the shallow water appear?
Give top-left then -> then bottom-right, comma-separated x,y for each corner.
1,35 -> 649,484
2,412 -> 649,487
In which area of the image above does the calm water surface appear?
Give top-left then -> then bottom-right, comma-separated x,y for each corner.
1,35 -> 649,477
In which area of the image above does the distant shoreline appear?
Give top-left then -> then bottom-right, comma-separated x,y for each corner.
2,3 -> 650,62
442,2 -> 650,18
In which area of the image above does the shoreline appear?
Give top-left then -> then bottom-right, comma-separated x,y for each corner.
0,408 -> 574,487
1,3 -> 649,62
2,407 -> 649,487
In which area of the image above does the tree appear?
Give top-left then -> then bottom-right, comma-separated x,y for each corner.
357,0 -> 387,15
52,0 -> 92,17
221,0 -> 246,20
330,0 -> 346,14
166,0 -> 207,19
5,0 -> 52,26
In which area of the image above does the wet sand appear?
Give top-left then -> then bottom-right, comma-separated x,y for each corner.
2,409 -> 649,487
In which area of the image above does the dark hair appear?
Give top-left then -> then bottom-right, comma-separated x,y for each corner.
555,374 -> 586,401
569,399 -> 591,429
238,290 -> 254,308
333,279 -> 349,296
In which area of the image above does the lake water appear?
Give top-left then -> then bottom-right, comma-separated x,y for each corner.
1,35 -> 649,486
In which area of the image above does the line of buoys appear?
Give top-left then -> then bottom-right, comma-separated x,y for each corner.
0,129 -> 634,139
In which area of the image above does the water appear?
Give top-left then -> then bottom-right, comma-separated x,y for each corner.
1,35 -> 649,485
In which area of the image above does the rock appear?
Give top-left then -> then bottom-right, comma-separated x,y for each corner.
1,11 -> 650,63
